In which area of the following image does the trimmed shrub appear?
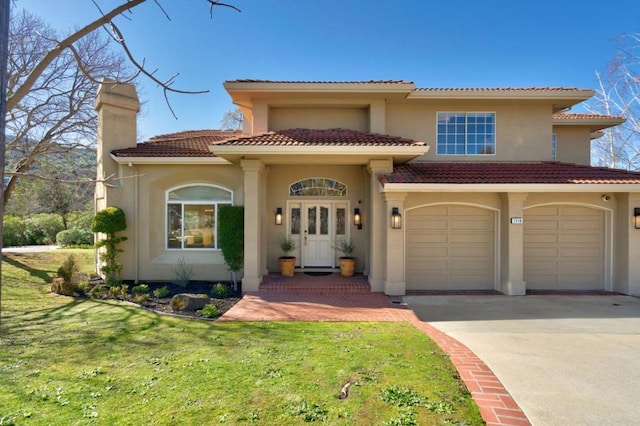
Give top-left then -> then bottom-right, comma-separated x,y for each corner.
91,207 -> 126,233
132,284 -> 150,294
3,216 -> 27,247
211,282 -> 232,298
199,304 -> 219,318
26,214 -> 64,245
56,228 -> 94,247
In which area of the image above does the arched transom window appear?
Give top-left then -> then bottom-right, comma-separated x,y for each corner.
166,185 -> 232,250
289,178 -> 347,197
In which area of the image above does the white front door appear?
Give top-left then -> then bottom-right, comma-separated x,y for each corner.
303,204 -> 333,266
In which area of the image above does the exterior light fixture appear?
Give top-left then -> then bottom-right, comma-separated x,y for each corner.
634,208 -> 640,229
391,207 -> 402,229
275,207 -> 283,225
354,208 -> 362,229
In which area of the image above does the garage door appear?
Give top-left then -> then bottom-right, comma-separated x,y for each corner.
406,205 -> 496,291
524,205 -> 605,291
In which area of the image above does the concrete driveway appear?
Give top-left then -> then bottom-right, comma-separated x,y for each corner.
404,295 -> 640,426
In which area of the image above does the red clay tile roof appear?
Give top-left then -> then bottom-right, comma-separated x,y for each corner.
415,87 -> 585,92
380,162 -> 640,185
553,113 -> 625,120
226,79 -> 413,84
112,130 -> 241,157
215,128 -> 426,147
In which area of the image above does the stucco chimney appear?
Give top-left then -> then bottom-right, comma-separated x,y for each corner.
94,80 -> 140,184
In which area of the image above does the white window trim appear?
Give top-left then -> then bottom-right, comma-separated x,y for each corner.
551,133 -> 557,161
165,184 -> 233,251
436,111 -> 497,156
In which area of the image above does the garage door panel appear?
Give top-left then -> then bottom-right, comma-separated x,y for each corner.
408,247 -> 448,257
524,234 -> 559,244
525,247 -> 559,257
407,205 -> 495,291
408,219 -> 448,231
560,233 -> 602,244
559,247 -> 600,257
524,205 -> 604,291
525,221 -> 559,231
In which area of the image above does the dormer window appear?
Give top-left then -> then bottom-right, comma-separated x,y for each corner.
437,112 -> 495,155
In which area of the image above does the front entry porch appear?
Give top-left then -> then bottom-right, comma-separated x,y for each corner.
260,272 -> 371,294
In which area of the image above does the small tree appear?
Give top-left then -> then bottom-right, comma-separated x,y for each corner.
218,205 -> 243,291
91,206 -> 127,286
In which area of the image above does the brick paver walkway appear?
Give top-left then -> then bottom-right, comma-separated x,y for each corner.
220,273 -> 530,426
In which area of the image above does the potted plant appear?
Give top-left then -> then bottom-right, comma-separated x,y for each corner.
279,235 -> 297,277
335,238 -> 356,277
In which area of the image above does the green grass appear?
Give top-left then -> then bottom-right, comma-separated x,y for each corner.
0,249 -> 483,425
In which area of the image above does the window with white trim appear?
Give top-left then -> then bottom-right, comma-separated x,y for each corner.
551,133 -> 557,161
166,185 -> 232,250
437,112 -> 495,155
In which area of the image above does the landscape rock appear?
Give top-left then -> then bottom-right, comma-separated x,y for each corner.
170,293 -> 210,312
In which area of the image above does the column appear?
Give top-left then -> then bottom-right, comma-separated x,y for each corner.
500,193 -> 528,295
615,193 -> 640,295
367,159 -> 394,291
384,192 -> 407,295
241,159 -> 265,291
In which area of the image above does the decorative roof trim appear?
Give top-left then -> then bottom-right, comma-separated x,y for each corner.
407,87 -> 594,100
382,183 -> 640,193
110,154 -> 232,165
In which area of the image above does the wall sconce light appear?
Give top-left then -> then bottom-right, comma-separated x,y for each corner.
634,208 -> 640,229
275,207 -> 283,225
391,207 -> 402,229
354,208 -> 362,230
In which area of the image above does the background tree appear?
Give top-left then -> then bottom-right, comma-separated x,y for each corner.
0,0 -> 240,318
587,33 -> 640,170
220,107 -> 243,130
5,10 -> 131,206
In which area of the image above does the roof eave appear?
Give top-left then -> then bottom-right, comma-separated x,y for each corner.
110,154 -> 232,165
552,117 -> 626,131
381,183 -> 640,192
224,81 -> 416,95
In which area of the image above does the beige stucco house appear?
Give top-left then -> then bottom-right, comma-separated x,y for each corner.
94,79 -> 640,296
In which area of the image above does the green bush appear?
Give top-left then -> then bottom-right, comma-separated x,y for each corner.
91,207 -> 126,233
26,214 -> 64,245
57,254 -> 80,284
153,286 -> 169,298
67,211 -> 95,229
3,216 -> 27,247
132,284 -> 150,294
56,228 -> 94,247
93,206 -> 127,286
211,282 -> 232,298
198,304 -> 219,318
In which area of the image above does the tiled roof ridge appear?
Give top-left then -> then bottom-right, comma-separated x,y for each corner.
380,161 -> 640,185
553,112 -> 625,120
216,128 -> 426,146
226,79 -> 413,84
415,87 -> 586,92
147,129 -> 240,142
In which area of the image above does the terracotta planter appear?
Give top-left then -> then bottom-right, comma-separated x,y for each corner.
339,257 -> 356,277
279,257 -> 296,277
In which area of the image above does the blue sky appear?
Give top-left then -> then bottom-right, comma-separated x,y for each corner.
15,0 -> 640,140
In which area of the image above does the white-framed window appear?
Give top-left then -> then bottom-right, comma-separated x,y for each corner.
551,133 -> 557,161
166,184 -> 233,250
437,112 -> 496,155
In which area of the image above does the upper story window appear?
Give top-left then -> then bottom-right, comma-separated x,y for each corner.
551,133 -> 557,161
437,112 -> 496,155
289,178 -> 347,197
166,185 -> 233,250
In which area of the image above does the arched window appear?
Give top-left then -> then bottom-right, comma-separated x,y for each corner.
166,185 -> 233,250
289,178 -> 347,197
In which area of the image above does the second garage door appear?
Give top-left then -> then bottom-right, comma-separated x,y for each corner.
406,205 -> 496,291
524,205 -> 605,291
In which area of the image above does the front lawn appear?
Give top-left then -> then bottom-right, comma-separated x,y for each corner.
0,249 -> 483,425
